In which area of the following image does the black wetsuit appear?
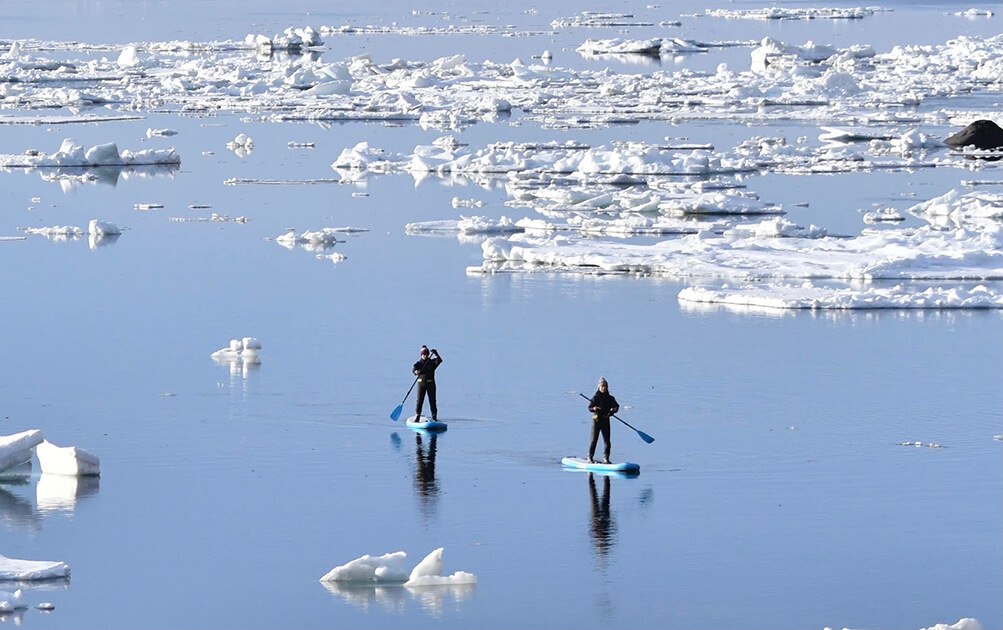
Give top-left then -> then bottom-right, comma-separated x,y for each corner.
413,353 -> 443,420
588,389 -> 619,462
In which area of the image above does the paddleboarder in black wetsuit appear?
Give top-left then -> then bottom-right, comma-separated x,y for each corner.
413,345 -> 443,421
587,377 -> 619,464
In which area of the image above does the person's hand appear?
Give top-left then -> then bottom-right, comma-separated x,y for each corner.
431,348 -> 438,356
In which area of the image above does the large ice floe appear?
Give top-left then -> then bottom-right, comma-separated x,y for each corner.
462,188 -> 1003,310
319,548 -> 476,586
0,554 -> 70,581
0,430 -> 43,473
0,138 -> 180,168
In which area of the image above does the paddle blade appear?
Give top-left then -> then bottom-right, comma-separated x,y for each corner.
390,404 -> 403,422
638,430 -> 655,444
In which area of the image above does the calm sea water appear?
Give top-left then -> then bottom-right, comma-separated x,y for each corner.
1,1 -> 1001,629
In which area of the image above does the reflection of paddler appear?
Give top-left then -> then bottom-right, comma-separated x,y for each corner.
588,472 -> 616,563
414,433 -> 438,509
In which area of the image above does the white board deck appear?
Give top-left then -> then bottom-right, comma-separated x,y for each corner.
561,456 -> 640,474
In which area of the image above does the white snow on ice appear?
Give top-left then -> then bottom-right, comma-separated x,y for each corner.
320,548 -> 476,586
0,554 -> 70,581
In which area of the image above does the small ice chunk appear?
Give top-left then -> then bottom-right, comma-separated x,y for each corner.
117,45 -> 139,68
36,440 -> 101,476
405,548 -> 477,586
88,219 -> 121,236
320,551 -> 409,583
36,603 -> 55,611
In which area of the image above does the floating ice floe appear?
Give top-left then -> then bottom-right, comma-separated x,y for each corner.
22,220 -> 121,250
274,226 -> 367,254
899,441 -> 944,448
677,283 -> 1003,310
169,213 -> 247,223
146,128 -> 178,137
0,430 -> 43,473
577,38 -> 663,56
702,7 -> 883,20
951,9 -> 994,17
320,548 -> 476,586
244,26 -> 322,54
0,138 -> 180,168
577,37 -> 710,58
211,337 -> 262,362
335,140 -> 757,182
473,218 -> 1001,280
0,554 -> 70,581
907,189 -> 1003,229
552,12 -> 654,28
406,216 -> 522,237
36,440 -> 101,476
862,207 -> 906,224
227,134 -> 254,157
826,619 -> 985,630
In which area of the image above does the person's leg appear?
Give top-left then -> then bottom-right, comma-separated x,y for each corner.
415,381 -> 427,418
428,382 -> 438,420
588,418 -> 600,462
601,417 -> 611,463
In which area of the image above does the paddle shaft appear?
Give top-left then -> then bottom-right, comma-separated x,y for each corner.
579,392 -> 653,443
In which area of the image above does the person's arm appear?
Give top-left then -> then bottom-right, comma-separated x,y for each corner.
610,396 -> 619,415
431,348 -> 442,366
589,393 -> 599,413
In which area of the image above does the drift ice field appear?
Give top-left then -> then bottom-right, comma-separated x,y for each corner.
0,0 -> 1000,628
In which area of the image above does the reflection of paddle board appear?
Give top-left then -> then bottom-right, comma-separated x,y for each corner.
562,456 -> 639,474
406,416 -> 448,432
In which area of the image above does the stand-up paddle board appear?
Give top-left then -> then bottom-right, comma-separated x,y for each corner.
406,416 -> 448,431
562,456 -> 639,474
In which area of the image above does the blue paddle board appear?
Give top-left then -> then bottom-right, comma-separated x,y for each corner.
406,416 -> 448,432
562,456 -> 639,474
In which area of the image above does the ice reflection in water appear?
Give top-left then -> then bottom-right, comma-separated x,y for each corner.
320,581 -> 476,619
0,476 -> 41,532
36,474 -> 100,515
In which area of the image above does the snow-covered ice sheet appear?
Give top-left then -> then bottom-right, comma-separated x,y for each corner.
0,555 -> 70,581
678,282 -> 1003,310
0,139 -> 180,168
472,221 -> 1001,281
0,430 -> 43,473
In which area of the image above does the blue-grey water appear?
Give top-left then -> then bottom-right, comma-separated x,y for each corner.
1,1 -> 1001,629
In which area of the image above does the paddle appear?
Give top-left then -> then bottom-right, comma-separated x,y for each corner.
579,392 -> 655,444
390,355 -> 430,421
